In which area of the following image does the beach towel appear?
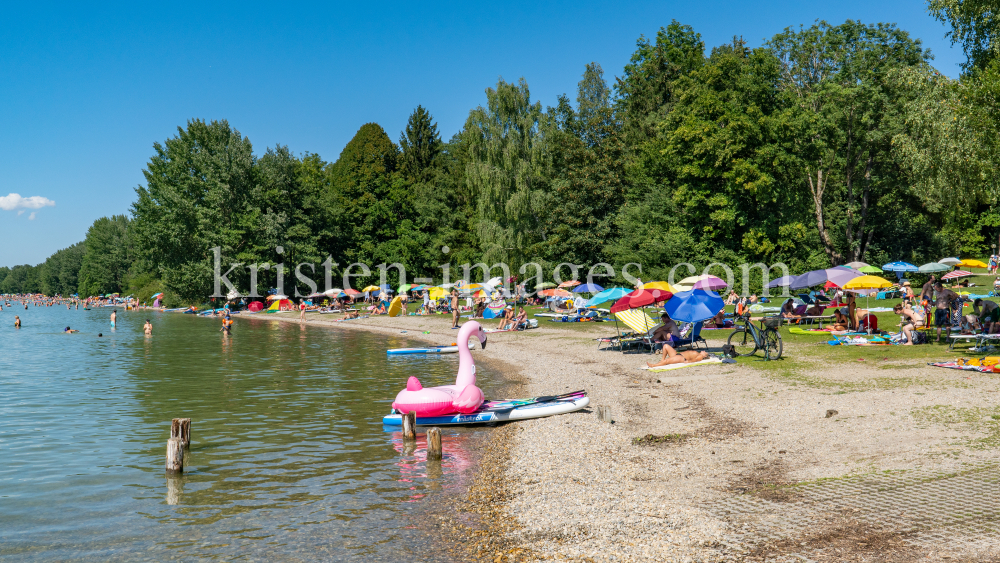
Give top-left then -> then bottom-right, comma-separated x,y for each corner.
640,356 -> 731,372
788,327 -> 832,335
928,357 -> 1000,373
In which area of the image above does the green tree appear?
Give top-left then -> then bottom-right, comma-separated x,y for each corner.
77,215 -> 134,297
928,0 -> 1000,73
399,106 -> 441,181
131,119 -> 256,301
464,78 -> 551,266
327,122 -> 410,268
39,242 -> 85,295
768,20 -> 930,263
616,21 -> 705,144
0,264 -> 40,294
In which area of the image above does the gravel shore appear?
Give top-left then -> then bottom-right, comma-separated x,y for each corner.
239,311 -> 1000,562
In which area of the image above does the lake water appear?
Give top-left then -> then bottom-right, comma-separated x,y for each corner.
0,304 -> 495,561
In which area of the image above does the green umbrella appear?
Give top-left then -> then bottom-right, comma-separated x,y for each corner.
398,284 -> 413,293
535,282 -> 556,289
858,265 -> 882,274
918,262 -> 950,273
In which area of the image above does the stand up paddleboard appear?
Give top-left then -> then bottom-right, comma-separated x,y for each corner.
382,391 -> 589,426
387,343 -> 464,355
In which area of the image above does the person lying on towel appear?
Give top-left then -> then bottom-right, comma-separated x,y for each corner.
646,344 -> 710,368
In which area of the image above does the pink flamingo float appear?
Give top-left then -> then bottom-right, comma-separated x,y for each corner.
392,322 -> 488,416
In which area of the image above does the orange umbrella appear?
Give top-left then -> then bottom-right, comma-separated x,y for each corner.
558,280 -> 581,288
539,288 -> 573,297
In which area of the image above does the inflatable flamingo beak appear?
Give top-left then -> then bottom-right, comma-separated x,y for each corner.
480,335 -> 487,349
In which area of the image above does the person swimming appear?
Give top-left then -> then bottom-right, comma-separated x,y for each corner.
143,320 -> 152,335
64,327 -> 78,333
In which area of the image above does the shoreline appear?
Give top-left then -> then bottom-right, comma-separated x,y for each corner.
232,310 -> 1000,562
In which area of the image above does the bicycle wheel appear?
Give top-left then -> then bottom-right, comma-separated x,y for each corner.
763,328 -> 783,360
727,328 -> 758,357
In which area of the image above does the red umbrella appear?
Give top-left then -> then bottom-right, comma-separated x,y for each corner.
823,281 -> 838,289
942,270 -> 973,280
247,301 -> 264,312
609,289 -> 673,314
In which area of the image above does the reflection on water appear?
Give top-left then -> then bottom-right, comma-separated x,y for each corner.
0,306 -> 493,561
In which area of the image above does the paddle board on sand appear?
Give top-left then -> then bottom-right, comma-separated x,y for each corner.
382,392 -> 589,426
387,342 -> 468,355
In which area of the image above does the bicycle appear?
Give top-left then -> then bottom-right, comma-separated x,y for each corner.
726,312 -> 783,360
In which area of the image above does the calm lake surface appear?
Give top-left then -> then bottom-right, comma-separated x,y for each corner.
0,305 -> 496,561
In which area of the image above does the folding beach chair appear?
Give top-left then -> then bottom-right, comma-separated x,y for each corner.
612,308 -> 660,353
670,321 -> 707,351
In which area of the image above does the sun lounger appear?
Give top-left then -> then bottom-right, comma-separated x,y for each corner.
949,333 -> 980,351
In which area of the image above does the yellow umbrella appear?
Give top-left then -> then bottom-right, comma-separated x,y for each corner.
429,287 -> 448,300
361,285 -> 381,293
643,281 -> 675,293
959,259 -> 988,269
843,275 -> 893,290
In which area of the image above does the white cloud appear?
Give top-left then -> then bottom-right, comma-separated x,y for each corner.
0,193 -> 56,211
17,210 -> 24,216
28,212 -> 37,220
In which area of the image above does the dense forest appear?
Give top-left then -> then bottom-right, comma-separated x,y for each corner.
4,11 -> 1000,305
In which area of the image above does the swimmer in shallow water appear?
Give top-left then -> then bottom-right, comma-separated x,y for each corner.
15,315 -> 21,328
110,309 -> 117,328
64,327 -> 78,333
144,320 -> 152,335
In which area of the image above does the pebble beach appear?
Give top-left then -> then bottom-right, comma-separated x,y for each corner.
244,311 -> 1000,562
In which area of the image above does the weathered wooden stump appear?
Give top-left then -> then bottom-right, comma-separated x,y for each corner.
597,406 -> 612,423
426,427 -> 442,461
165,437 -> 184,473
171,418 -> 191,448
402,411 -> 417,441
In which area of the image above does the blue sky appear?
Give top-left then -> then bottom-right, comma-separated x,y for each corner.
0,1 -> 961,267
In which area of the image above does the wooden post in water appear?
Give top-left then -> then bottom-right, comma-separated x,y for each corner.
426,427 -> 442,460
402,411 -> 417,441
171,418 -> 191,448
165,438 -> 184,473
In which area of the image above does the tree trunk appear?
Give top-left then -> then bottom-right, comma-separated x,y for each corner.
807,169 -> 842,264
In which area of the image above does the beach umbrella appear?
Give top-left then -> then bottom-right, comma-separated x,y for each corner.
429,287 -> 448,299
942,270 -> 973,280
247,301 -> 264,312
361,285 -> 380,293
398,284 -> 412,293
587,287 -> 631,305
858,265 -> 882,274
845,261 -> 869,269
573,283 -> 604,293
673,275 -> 721,292
843,276 -> 892,290
535,282 -> 556,290
307,292 -> 326,298
959,259 -> 989,269
918,262 -> 950,273
766,275 -> 796,289
324,288 -> 344,296
692,276 -> 729,291
938,257 -> 962,266
151,292 -> 163,299
791,268 -> 861,290
343,288 -> 361,297
539,288 -> 573,297
266,294 -> 288,301
609,288 -> 672,314
558,280 -> 581,288
663,289 -> 724,323
643,281 -> 676,292
882,261 -> 919,272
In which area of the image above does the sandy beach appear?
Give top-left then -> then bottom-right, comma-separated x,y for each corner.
242,311 -> 1000,562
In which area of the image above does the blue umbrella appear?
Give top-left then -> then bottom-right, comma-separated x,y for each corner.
587,287 -> 631,306
573,283 -> 604,293
663,289 -> 724,323
766,275 -> 796,289
882,261 -> 918,272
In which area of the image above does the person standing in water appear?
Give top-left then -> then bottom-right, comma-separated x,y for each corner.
110,309 -> 117,328
15,315 -> 21,328
221,313 -> 233,335
144,319 -> 152,335
299,299 -> 306,321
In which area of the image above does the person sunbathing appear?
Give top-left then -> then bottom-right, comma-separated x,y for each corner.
343,309 -> 360,319
647,344 -> 710,368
